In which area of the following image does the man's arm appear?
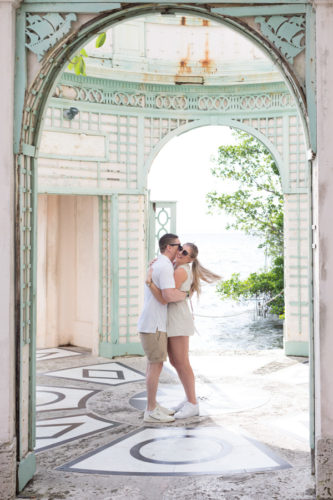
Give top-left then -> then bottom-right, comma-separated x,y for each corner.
161,288 -> 186,303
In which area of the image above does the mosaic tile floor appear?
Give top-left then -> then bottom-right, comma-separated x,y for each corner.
36,386 -> 100,412
35,413 -> 119,452
58,426 -> 291,476
36,355 -> 293,477
130,383 -> 270,416
36,347 -> 84,361
44,361 -> 145,386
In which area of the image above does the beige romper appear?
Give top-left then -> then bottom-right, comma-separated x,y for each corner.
167,263 -> 195,337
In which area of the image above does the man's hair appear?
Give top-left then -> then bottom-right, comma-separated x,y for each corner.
159,233 -> 179,253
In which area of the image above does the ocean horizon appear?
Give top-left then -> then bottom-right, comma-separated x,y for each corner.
179,231 -> 283,353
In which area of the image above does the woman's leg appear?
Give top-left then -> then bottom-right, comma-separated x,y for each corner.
168,336 -> 196,404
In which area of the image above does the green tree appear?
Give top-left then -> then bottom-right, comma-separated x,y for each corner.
207,130 -> 284,316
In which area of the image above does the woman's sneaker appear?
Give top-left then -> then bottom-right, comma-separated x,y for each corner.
174,402 -> 199,419
157,402 -> 175,416
172,398 -> 188,413
144,406 -> 175,423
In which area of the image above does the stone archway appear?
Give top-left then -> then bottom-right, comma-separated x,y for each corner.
14,2 -> 313,492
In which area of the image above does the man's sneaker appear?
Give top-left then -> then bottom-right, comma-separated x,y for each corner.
144,406 -> 175,423
174,401 -> 199,419
157,402 -> 175,416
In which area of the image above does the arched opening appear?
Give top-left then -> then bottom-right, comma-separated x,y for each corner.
147,124 -> 284,353
17,5 -> 312,494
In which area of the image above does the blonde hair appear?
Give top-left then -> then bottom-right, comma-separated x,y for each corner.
185,243 -> 221,297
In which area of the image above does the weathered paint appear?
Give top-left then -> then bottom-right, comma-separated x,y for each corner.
11,2 -> 315,495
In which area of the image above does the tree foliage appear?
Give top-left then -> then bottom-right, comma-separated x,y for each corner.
217,256 -> 284,316
207,130 -> 284,316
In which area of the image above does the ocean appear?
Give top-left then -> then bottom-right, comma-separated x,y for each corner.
180,232 -> 283,353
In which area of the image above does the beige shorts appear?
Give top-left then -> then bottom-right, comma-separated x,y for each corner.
139,330 -> 167,363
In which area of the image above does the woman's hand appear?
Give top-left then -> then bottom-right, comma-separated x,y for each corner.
145,258 -> 156,285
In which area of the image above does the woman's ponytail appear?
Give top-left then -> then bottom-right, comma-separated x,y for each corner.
185,243 -> 221,297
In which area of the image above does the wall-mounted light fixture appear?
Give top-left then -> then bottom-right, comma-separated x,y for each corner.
63,107 -> 79,120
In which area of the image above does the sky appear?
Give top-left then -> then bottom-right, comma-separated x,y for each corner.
148,125 -> 238,234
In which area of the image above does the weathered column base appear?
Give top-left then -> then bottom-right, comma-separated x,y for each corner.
316,438 -> 333,499
0,439 -> 16,500
284,340 -> 309,357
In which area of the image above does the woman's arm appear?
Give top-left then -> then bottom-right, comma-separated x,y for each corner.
160,267 -> 188,303
146,267 -> 188,304
173,267 -> 187,289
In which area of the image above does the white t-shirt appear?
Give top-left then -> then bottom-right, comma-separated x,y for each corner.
137,254 -> 175,333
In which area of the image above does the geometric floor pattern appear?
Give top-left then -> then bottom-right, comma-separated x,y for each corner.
129,383 -> 270,416
36,386 -> 100,413
36,348 -> 83,361
35,413 -> 119,453
43,362 -> 145,386
58,425 -> 291,476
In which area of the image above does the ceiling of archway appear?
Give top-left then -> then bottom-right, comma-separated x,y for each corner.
69,14 -> 283,86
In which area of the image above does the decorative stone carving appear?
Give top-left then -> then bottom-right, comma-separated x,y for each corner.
25,13 -> 77,61
55,82 -> 294,112
255,15 -> 305,63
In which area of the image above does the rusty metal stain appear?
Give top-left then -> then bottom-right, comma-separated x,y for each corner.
181,16 -> 186,26
202,19 -> 209,26
199,33 -> 216,74
178,43 -> 192,74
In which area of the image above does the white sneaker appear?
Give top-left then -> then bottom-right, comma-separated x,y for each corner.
172,398 -> 188,413
144,406 -> 175,423
174,401 -> 199,419
157,402 -> 175,416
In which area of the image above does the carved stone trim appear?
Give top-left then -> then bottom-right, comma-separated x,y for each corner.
25,13 -> 77,61
255,15 -> 305,63
55,82 -> 295,113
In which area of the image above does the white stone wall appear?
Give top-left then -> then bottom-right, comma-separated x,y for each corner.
37,194 -> 99,354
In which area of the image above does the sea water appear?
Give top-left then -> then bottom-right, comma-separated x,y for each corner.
180,232 -> 283,353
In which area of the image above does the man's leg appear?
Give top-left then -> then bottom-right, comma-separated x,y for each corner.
140,330 -> 168,410
146,361 -> 163,411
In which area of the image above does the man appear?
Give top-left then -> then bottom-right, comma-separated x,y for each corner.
138,233 -> 186,423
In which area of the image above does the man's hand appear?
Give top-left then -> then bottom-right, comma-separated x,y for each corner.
161,288 -> 187,303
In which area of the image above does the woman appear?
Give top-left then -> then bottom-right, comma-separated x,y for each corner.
146,242 -> 220,419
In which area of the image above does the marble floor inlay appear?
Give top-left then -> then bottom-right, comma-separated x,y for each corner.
130,383 -> 270,416
36,348 -> 83,361
58,426 -> 291,476
43,362 -> 145,386
35,413 -> 119,452
36,386 -> 100,413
